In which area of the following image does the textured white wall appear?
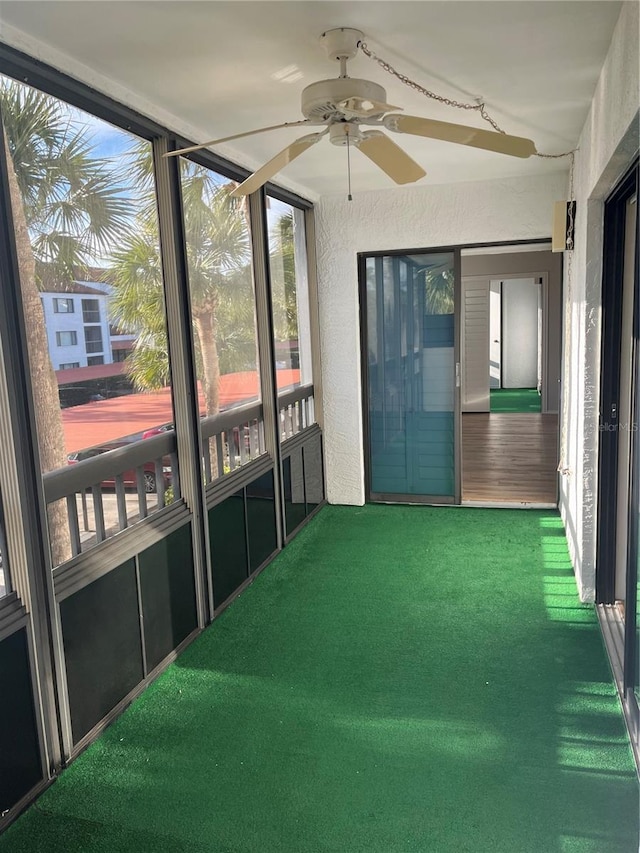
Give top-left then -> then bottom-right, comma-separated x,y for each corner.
315,171 -> 566,505
558,1 -> 639,601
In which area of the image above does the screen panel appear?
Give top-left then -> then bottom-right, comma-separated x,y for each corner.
139,524 -> 197,671
60,559 -> 143,743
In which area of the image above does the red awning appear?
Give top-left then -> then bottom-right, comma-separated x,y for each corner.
56,363 -> 126,384
61,369 -> 300,454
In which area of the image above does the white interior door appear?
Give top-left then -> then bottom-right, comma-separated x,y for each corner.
489,281 -> 501,388
502,278 -> 539,388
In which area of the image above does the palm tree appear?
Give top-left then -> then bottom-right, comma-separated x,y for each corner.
424,269 -> 455,315
269,211 -> 299,346
1,79 -> 131,564
110,152 -> 253,418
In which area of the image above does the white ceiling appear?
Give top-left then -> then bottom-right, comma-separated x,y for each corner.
0,1 -> 623,199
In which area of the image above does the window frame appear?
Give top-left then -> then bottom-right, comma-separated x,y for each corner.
53,297 -> 74,314
55,330 -> 78,347
83,325 -> 103,354
81,298 -> 101,323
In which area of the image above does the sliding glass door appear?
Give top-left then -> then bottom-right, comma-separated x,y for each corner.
362,250 -> 459,503
597,158 -> 639,762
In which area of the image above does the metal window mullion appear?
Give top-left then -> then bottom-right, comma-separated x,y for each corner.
0,124 -> 67,767
304,208 -> 323,430
152,137 -> 212,624
249,189 -> 284,550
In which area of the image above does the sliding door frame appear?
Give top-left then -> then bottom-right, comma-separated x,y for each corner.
596,161 -> 639,604
358,245 -> 461,505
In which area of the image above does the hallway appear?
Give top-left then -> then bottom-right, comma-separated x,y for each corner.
2,505 -> 637,852
462,413 -> 558,504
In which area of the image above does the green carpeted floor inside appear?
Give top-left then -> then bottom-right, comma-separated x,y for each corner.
491,388 -> 542,413
2,506 -> 638,852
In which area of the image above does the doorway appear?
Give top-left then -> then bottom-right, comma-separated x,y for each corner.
359,244 -> 561,508
460,248 -> 561,505
490,277 -> 542,409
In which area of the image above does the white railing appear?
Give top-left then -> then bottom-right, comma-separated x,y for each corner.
43,431 -> 179,560
200,400 -> 265,484
279,384 -> 314,441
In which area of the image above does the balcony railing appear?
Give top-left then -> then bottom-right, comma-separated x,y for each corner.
200,400 -> 265,484
43,431 -> 179,562
40,385 -> 317,563
279,384 -> 315,441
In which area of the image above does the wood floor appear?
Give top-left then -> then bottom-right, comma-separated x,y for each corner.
462,412 -> 558,504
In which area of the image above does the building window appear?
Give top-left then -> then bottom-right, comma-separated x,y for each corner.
84,326 -> 103,354
53,297 -> 74,313
56,330 -> 78,347
81,298 -> 101,323
112,349 -> 128,363
87,356 -> 104,366
59,362 -> 80,370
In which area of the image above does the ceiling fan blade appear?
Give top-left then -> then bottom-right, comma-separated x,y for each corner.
356,131 -> 426,185
230,132 -> 325,197
338,97 -> 402,119
164,120 -> 315,158
383,114 -> 536,158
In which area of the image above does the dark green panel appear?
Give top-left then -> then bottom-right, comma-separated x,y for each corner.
303,434 -> 324,511
0,627 -> 42,814
139,524 -> 198,672
246,469 -> 277,572
60,560 -> 143,744
209,491 -> 248,608
283,451 -> 306,536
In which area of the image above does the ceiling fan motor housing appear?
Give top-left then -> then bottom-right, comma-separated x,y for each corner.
329,123 -> 365,146
301,78 -> 389,121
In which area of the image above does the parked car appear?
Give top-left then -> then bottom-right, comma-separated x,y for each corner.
143,420 -> 251,456
67,446 -> 172,493
142,423 -> 174,440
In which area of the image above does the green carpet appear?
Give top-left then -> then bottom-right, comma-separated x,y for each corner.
2,506 -> 638,852
491,388 -> 541,413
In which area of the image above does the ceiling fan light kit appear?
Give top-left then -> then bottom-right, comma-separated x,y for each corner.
167,26 -> 544,198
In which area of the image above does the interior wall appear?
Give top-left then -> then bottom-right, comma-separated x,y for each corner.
559,0 -> 639,602
461,250 -> 562,412
315,172 -> 566,505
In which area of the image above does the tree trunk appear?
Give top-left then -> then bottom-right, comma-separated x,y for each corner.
4,133 -> 71,566
193,308 -> 222,475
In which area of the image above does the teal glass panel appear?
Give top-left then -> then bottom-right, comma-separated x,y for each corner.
366,252 -> 455,497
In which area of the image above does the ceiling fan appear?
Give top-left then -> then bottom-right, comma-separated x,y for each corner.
165,28 -> 536,197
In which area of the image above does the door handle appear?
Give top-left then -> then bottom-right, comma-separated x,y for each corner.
455,362 -> 461,387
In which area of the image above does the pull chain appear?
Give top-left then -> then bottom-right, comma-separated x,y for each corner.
346,127 -> 353,201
